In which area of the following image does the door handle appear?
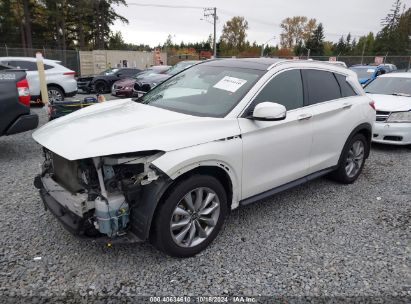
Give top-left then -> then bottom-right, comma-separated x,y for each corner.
297,113 -> 313,121
342,103 -> 352,109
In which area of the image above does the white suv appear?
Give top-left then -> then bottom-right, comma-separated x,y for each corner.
33,58 -> 375,257
0,57 -> 77,102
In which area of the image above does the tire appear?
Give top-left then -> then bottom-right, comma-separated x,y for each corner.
331,133 -> 368,184
94,81 -> 108,94
151,175 -> 228,257
47,86 -> 64,102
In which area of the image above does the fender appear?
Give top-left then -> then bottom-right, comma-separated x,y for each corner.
131,138 -> 242,240
338,122 -> 372,165
152,138 -> 242,208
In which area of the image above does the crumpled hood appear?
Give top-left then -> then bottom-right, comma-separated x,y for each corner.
367,93 -> 411,112
32,99 -> 240,160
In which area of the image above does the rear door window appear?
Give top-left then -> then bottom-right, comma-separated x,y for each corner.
302,69 -> 341,105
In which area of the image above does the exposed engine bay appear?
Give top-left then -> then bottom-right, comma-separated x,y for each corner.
38,149 -> 165,238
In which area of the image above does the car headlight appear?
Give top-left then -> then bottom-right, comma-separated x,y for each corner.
386,111 -> 411,123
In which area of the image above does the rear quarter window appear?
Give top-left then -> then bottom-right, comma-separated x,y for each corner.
334,73 -> 357,97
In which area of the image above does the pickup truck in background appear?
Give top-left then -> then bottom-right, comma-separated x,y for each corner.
0,64 -> 39,136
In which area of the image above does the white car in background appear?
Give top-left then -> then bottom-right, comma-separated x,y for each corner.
364,73 -> 411,145
0,56 -> 77,102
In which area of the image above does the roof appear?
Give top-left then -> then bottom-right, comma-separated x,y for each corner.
379,72 -> 411,78
0,56 -> 61,64
202,58 -> 285,70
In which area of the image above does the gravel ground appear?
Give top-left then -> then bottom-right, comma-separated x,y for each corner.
0,107 -> 410,302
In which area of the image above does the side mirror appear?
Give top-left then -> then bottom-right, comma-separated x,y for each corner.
250,102 -> 287,121
116,73 -> 122,77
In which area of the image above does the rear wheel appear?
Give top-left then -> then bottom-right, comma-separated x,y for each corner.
47,86 -> 64,102
151,175 -> 228,257
331,133 -> 368,184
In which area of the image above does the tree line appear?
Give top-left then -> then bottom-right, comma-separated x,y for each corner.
0,0 -> 132,51
0,0 -> 409,59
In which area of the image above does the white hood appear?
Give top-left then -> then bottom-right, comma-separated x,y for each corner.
33,99 -> 240,160
367,93 -> 411,112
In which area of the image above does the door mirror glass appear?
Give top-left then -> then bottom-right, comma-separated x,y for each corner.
251,102 -> 287,121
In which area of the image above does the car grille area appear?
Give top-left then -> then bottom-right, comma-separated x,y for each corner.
51,153 -> 84,193
376,111 -> 390,122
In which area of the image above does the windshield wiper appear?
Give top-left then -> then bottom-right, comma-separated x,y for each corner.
391,92 -> 411,97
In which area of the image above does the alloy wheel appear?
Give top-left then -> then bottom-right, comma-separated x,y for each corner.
48,89 -> 63,102
345,140 -> 365,178
170,187 -> 220,248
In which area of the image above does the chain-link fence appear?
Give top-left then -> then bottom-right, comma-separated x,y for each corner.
0,47 -> 80,74
308,56 -> 411,70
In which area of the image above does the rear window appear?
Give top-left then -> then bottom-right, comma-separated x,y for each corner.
303,69 -> 341,105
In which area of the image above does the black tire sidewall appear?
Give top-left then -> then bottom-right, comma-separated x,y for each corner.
152,175 -> 228,258
337,133 -> 368,183
95,81 -> 107,93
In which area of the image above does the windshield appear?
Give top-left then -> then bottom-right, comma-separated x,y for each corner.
99,68 -> 119,75
364,77 -> 411,96
350,67 -> 376,79
166,61 -> 198,75
136,64 -> 264,117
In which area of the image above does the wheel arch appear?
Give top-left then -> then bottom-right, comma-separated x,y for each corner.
47,83 -> 66,95
338,122 -> 372,165
147,164 -> 234,240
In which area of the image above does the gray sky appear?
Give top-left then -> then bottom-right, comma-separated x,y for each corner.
111,0 -> 401,47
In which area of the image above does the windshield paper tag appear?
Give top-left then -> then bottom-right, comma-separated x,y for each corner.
367,69 -> 375,73
213,76 -> 247,93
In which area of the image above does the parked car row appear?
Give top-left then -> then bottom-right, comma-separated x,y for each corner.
111,65 -> 171,97
77,67 -> 142,94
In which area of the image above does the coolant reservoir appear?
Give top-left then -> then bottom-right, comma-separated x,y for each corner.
94,194 -> 129,236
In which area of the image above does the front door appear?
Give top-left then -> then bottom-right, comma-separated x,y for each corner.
239,69 -> 312,200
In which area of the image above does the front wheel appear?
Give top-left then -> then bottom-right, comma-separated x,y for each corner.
151,175 -> 228,257
331,133 -> 368,184
94,81 -> 108,94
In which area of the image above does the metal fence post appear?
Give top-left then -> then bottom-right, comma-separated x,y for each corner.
5,44 -> 8,56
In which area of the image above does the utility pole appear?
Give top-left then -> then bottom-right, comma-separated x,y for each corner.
203,7 -> 217,58
261,37 -> 276,57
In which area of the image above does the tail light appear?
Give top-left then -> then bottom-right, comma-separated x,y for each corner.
63,71 -> 76,76
16,79 -> 30,106
369,100 -> 376,110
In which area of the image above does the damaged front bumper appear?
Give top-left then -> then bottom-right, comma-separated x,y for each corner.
34,151 -> 173,243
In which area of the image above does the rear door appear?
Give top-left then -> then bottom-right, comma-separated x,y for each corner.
301,69 -> 359,173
